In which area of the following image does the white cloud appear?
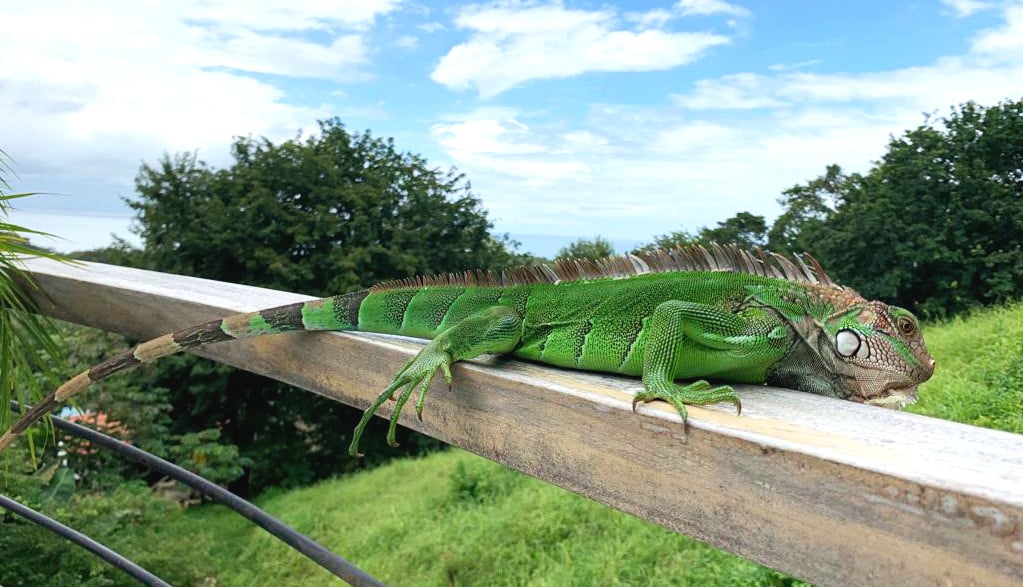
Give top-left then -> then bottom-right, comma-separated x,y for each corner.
624,8 -> 674,28
674,0 -> 750,18
430,2 -> 1023,242
672,31 -> 1023,114
0,1 -> 399,211
940,0 -> 995,17
672,73 -> 787,109
969,2 -> 1023,59
432,119 -> 550,155
419,21 -> 447,33
395,35 -> 420,48
430,114 -> 591,198
183,0 -> 402,30
767,59 -> 823,71
431,2 -> 730,97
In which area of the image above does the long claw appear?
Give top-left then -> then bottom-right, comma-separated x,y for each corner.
388,382 -> 418,447
349,382 -> 402,457
415,370 -> 439,421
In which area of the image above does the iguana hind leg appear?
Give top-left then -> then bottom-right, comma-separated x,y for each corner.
634,301 -> 745,435
348,305 -> 523,456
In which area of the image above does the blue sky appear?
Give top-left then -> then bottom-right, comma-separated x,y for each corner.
2,0 -> 1022,256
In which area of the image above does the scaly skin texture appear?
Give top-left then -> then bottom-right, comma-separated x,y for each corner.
0,246 -> 936,456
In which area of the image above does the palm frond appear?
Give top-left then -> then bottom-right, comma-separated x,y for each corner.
0,151 -> 67,435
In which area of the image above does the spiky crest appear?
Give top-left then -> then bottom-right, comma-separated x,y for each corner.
369,243 -> 838,292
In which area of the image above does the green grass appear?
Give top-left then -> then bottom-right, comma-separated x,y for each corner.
148,450 -> 797,587
908,304 -> 1023,433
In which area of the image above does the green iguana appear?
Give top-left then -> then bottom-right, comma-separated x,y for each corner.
0,244 -> 935,456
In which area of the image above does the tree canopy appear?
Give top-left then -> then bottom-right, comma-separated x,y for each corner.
786,100 -> 1023,317
98,119 -> 530,491
556,236 -> 615,261
634,211 -> 767,254
131,118 -> 523,295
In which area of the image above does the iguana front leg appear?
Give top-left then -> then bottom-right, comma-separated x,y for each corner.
348,305 -> 523,456
633,301 -> 746,434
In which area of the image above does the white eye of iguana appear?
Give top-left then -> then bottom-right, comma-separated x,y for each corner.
836,329 -> 861,357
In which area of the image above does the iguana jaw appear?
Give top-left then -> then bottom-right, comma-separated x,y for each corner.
862,386 -> 918,409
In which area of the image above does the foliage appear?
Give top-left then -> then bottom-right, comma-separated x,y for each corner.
699,211 -> 768,249
64,449 -> 806,587
632,229 -> 696,254
70,237 -> 146,268
634,211 -> 767,254
448,458 -> 525,504
113,118 -> 529,491
555,235 -> 615,261
0,151 -> 66,437
129,118 -> 526,294
0,472 -> 220,587
782,100 -> 1023,317
168,428 -> 251,488
28,322 -> 249,493
766,164 -> 851,254
909,303 -> 1023,433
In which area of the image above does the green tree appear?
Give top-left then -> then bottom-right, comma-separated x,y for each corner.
804,100 -> 1023,317
633,211 -> 767,254
632,229 -> 696,254
71,237 -> 145,268
766,164 -> 855,254
122,119 -> 527,492
698,211 -> 768,249
556,236 -> 615,260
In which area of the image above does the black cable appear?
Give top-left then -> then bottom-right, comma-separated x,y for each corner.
10,401 -> 387,587
0,493 -> 172,587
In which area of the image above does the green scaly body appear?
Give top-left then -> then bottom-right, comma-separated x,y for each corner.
0,245 -> 935,455
356,272 -> 788,382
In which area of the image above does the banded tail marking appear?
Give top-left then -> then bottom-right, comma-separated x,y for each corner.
0,291 -> 371,452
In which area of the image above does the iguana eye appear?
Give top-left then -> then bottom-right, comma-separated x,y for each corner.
835,329 -> 861,357
896,316 -> 917,336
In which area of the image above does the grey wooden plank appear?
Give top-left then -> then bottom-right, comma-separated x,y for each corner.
19,258 -> 1023,587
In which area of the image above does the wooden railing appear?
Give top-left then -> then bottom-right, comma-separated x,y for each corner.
21,258 -> 1023,587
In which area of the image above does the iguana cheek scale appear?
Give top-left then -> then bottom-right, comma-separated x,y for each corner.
0,245 -> 936,456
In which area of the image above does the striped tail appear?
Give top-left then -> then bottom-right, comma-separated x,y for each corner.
0,290 -> 369,452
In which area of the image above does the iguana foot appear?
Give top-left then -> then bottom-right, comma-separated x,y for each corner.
347,305 -> 523,457
348,347 -> 452,457
632,380 -> 741,435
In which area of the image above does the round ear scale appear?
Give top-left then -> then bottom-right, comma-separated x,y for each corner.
835,329 -> 861,357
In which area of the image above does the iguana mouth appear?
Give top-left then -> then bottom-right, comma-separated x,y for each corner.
864,386 -> 918,409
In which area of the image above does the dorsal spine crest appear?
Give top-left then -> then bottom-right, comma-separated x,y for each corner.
369,243 -> 840,292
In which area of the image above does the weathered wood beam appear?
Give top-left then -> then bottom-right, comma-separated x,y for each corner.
20,258 -> 1023,587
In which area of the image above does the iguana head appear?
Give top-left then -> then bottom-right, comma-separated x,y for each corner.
763,287 -> 935,407
819,300 -> 935,406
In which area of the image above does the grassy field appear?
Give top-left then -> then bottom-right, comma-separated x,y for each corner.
907,304 -> 1023,433
162,450 -> 801,586
11,303 -> 1022,586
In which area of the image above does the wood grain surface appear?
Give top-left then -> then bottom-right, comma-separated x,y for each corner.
20,258 -> 1023,587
